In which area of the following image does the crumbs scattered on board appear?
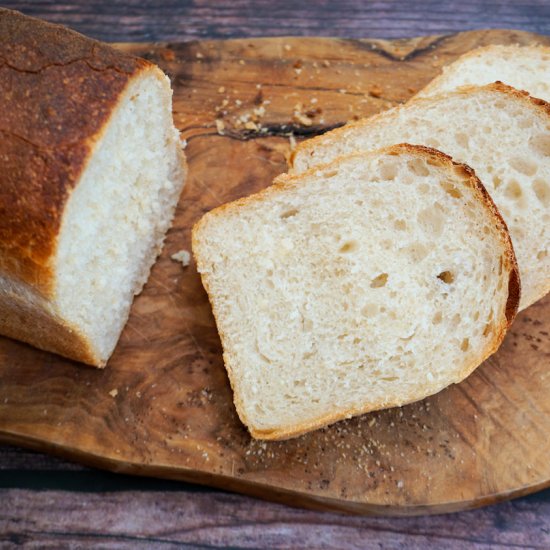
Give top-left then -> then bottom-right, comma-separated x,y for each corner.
171,249 -> 191,267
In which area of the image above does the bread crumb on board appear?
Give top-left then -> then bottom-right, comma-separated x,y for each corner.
109,389 -> 118,398
171,249 -> 191,267
215,119 -> 225,135
368,84 -> 383,98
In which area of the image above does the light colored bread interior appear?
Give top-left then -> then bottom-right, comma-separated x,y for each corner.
416,44 -> 550,101
193,145 -> 517,439
291,84 -> 550,310
54,68 -> 186,365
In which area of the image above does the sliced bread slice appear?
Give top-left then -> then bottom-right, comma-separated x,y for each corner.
291,83 -> 550,310
193,144 -> 519,440
416,44 -> 550,101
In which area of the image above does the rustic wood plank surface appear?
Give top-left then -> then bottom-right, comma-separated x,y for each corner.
1,1 -> 550,547
1,30 -> 550,519
2,0 -> 550,42
2,486 -> 550,548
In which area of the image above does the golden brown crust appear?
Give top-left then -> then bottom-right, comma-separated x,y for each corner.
0,8 -> 151,296
0,281 -> 101,366
194,144 -> 520,441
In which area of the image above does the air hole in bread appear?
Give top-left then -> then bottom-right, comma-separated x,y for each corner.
407,158 -> 430,177
517,117 -> 532,129
380,161 -> 398,180
432,311 -> 443,324
441,181 -> 462,199
404,242 -> 429,262
280,208 -> 299,219
455,132 -> 469,148
537,250 -> 548,260
492,174 -> 503,189
418,183 -> 430,194
530,134 -> 550,157
323,170 -> 339,178
461,338 -> 470,351
437,270 -> 455,284
418,205 -> 445,236
361,303 -> 378,316
504,179 -> 523,201
483,322 -> 493,337
381,376 -> 398,382
510,156 -> 537,176
394,219 -> 406,231
533,178 -> 550,206
473,310 -> 480,321
339,240 -> 358,253
370,273 -> 388,288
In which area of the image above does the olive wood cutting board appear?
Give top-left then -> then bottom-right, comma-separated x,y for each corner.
1,29 -> 549,516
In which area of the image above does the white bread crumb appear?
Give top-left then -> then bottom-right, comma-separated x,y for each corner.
171,249 -> 191,267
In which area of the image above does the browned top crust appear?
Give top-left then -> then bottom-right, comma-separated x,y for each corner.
0,8 -> 152,295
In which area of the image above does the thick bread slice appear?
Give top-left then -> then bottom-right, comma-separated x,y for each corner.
0,9 -> 186,366
193,144 -> 519,440
291,83 -> 550,310
416,44 -> 550,101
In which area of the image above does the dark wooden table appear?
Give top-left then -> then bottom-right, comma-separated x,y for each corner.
2,2 -> 550,548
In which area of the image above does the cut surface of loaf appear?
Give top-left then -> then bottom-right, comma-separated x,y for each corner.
53,70 -> 185,364
416,44 -> 550,101
0,9 -> 186,366
193,145 -> 519,440
291,83 -> 550,310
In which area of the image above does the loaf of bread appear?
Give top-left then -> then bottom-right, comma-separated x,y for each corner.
416,44 -> 550,101
193,144 -> 519,440
291,83 -> 550,310
0,9 -> 186,366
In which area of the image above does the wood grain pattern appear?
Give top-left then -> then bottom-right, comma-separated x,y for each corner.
0,30 -> 549,516
2,0 -> 550,42
2,488 -> 550,549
